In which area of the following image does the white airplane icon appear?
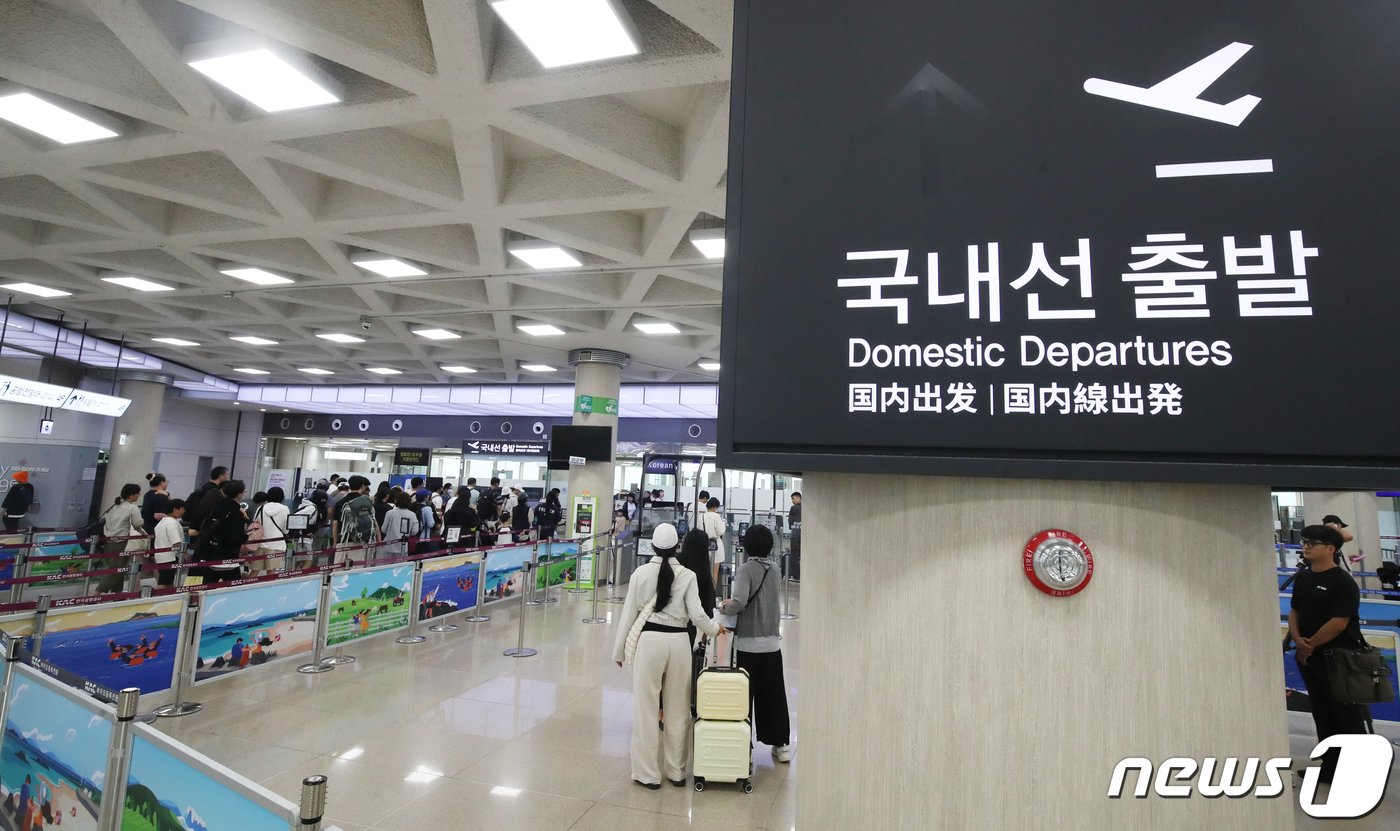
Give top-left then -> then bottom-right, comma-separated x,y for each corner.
1084,42 -> 1260,126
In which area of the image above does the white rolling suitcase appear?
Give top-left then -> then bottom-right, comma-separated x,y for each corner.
692,637 -> 753,793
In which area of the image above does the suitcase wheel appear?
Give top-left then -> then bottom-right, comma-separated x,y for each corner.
694,777 -> 705,792
742,779 -> 753,794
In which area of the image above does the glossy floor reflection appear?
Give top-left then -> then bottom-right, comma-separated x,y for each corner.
153,587 -> 802,831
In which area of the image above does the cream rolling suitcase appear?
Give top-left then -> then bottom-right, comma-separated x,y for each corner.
692,718 -> 753,793
695,664 -> 749,721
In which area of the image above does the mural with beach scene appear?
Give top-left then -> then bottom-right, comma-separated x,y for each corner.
122,731 -> 289,831
194,577 -> 321,684
481,546 -> 532,602
1,600 -> 181,695
0,669 -> 112,831
325,565 -> 412,646
418,555 -> 480,623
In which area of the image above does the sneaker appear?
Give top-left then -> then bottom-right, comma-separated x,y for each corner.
668,777 -> 687,787
772,745 -> 792,763
634,780 -> 661,790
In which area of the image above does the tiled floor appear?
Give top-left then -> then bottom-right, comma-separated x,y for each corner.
153,587 -> 801,831
148,584 -> 1400,830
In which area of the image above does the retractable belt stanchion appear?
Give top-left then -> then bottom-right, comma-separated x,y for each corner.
82,534 -> 99,597
153,593 -> 204,717
504,561 -> 537,658
582,541 -> 608,625
395,562 -> 428,645
29,593 -> 50,657
603,539 -> 625,604
297,575 -> 336,675
525,541 -> 543,607
780,547 -> 798,621
463,556 -> 490,623
298,775 -> 328,831
100,685 -> 142,828
540,539 -> 558,604
6,529 -> 29,604
0,636 -> 21,729
568,541 -> 589,594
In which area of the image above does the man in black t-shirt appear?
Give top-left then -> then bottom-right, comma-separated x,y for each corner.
1288,524 -> 1369,785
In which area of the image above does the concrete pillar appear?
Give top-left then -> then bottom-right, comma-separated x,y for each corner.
798,473 -> 1291,831
100,373 -> 170,508
566,350 -> 626,542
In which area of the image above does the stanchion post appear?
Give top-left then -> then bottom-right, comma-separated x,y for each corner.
97,688 -> 141,831
283,538 -> 296,575
462,556 -> 490,623
6,529 -> 28,604
582,542 -> 608,625
568,543 -> 589,594
154,593 -> 204,717
298,775 -> 328,831
297,575 -> 335,674
395,562 -> 427,644
82,533 -> 99,597
0,636 -> 22,731
540,539 -> 558,604
780,549 -> 798,621
525,541 -> 543,606
504,562 -> 537,658
125,555 -> 142,594
30,593 -> 51,658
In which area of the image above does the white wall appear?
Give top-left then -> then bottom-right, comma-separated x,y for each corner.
152,399 -> 260,499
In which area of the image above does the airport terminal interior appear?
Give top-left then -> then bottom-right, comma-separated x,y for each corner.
0,1 -> 1397,829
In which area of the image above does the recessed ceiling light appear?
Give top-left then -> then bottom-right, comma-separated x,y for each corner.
507,242 -> 582,270
0,89 -> 121,144
102,275 -> 175,292
698,361 -> 721,371
185,40 -> 343,113
634,321 -> 681,335
520,364 -> 556,372
220,265 -> 295,286
489,0 -> 639,69
350,253 -> 427,278
365,367 -> 403,375
152,337 -> 200,347
519,323 -> 565,336
689,228 -> 725,259
412,328 -> 459,341
317,333 -> 365,344
0,282 -> 72,298
299,367 -> 334,375
233,367 -> 270,375
440,365 -> 477,374
231,336 -> 279,345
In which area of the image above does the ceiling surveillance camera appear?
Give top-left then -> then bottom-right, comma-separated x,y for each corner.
359,316 -> 371,331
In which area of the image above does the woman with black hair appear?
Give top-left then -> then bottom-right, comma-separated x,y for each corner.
96,483 -> 145,593
678,529 -> 718,646
140,473 -> 170,539
612,523 -> 725,789
191,480 -> 249,585
443,496 -> 480,549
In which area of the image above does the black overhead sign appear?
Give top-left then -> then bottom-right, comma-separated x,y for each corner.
394,447 -> 430,467
463,440 -> 548,457
719,0 -> 1400,486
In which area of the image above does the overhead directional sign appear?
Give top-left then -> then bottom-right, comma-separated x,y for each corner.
462,439 -> 548,457
719,0 -> 1400,486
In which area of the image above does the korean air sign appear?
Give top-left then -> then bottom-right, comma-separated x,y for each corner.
719,0 -> 1400,486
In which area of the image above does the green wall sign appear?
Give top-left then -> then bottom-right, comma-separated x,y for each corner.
575,395 -> 619,416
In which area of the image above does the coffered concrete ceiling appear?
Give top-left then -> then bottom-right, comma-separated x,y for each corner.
0,0 -> 732,385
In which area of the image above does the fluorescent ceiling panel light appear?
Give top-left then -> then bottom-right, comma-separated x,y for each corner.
324,450 -> 368,461
689,228 -> 725,259
0,282 -> 71,298
634,321 -> 681,335
233,367 -> 270,375
508,243 -> 582,270
698,361 -> 721,371
440,365 -> 477,374
317,333 -> 365,344
231,335 -> 278,345
518,323 -> 565,336
350,253 -> 427,278
365,367 -> 403,375
102,276 -> 174,292
412,328 -> 459,341
152,338 -> 200,347
490,0 -> 639,68
520,364 -> 556,372
185,41 -> 343,113
0,90 -> 120,144
220,265 -> 294,285
299,367 -> 334,375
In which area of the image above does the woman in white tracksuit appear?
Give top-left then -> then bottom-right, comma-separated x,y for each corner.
613,523 -> 724,789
